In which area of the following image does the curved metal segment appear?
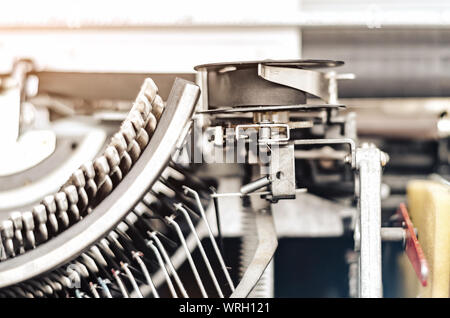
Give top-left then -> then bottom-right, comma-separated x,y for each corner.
0,78 -> 200,288
205,67 -> 306,107
259,65 -> 331,102
230,201 -> 278,298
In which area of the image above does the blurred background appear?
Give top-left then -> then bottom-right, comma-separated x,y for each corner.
0,0 -> 448,297
2,0 -> 450,98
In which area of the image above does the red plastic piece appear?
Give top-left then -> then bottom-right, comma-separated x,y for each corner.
397,203 -> 429,287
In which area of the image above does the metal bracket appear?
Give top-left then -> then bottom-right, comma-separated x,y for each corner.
235,123 -> 290,144
270,144 -> 296,200
355,145 -> 383,298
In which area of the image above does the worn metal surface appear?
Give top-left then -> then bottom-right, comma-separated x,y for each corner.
270,144 -> 296,200
259,65 -> 331,103
355,145 -> 383,298
272,192 -> 350,237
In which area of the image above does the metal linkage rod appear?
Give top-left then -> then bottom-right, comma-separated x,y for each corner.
132,251 -> 159,298
165,216 -> 208,298
183,186 -> 235,292
146,242 -> 177,298
174,203 -> 224,298
148,231 -> 189,298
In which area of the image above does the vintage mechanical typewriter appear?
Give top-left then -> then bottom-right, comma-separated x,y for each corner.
0,58 -> 448,298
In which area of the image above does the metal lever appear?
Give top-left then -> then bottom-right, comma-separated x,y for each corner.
258,64 -> 354,104
240,176 -> 272,195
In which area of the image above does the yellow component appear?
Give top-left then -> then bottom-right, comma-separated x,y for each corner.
398,180 -> 450,298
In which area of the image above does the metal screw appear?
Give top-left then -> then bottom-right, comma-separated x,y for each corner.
380,152 -> 390,167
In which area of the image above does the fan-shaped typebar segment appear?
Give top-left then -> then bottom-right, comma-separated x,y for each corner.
0,78 -> 200,288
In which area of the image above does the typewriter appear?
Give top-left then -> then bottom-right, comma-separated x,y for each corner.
0,57 -> 448,298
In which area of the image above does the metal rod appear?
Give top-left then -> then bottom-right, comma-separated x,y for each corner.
112,269 -> 129,298
148,231 -> 189,298
146,242 -> 177,298
240,176 -> 272,195
211,188 -> 307,198
97,277 -> 112,298
132,251 -> 159,298
183,186 -> 235,292
165,216 -> 208,298
121,262 -> 143,298
89,282 -> 100,298
175,203 -> 224,297
294,138 -> 356,168
211,187 -> 225,260
380,227 -> 405,243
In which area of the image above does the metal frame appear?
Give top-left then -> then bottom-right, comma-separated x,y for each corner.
355,145 -> 383,298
